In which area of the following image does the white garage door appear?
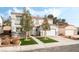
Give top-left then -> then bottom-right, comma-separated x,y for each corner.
65,30 -> 74,36
46,30 -> 56,36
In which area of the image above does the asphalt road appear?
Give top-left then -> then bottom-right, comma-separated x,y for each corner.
22,44 -> 79,52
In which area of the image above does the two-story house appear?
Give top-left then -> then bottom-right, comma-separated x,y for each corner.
11,13 -> 22,36
11,12 -> 59,37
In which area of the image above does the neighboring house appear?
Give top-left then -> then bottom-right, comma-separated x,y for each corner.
3,25 -> 11,36
65,25 -> 77,37
58,25 -> 65,36
0,16 -> 3,34
58,23 -> 68,36
3,25 -> 11,31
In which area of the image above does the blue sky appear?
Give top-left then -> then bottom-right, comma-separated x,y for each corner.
0,7 -> 79,27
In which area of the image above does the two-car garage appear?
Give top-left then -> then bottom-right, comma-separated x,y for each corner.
41,25 -> 58,36
46,30 -> 56,36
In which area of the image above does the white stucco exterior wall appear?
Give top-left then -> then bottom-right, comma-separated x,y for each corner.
0,16 -> 3,34
11,14 -> 17,33
0,16 -> 3,26
47,18 -> 53,25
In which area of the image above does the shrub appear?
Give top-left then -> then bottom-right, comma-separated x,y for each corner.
11,36 -> 21,45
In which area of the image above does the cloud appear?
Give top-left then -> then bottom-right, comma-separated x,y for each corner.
7,9 -> 13,16
0,7 -> 23,20
12,7 -> 22,13
25,7 -> 44,16
25,7 -> 61,17
0,13 -> 7,20
0,7 -> 61,20
49,8 -> 61,17
2,9 -> 13,20
44,8 -> 61,17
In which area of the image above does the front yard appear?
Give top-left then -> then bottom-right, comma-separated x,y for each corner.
20,36 -> 58,45
20,37 -> 38,45
36,37 -> 58,43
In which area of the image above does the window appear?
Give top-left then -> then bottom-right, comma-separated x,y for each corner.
16,27 -> 22,33
15,16 -> 22,25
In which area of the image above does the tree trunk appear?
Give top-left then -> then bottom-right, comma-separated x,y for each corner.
25,31 -> 30,41
25,32 -> 28,40
28,31 -> 30,37
44,30 -> 47,40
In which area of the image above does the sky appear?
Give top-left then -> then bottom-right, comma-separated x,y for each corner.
0,7 -> 79,27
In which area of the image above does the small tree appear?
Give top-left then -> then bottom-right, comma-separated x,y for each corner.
3,17 -> 11,26
41,16 -> 50,39
21,8 -> 33,40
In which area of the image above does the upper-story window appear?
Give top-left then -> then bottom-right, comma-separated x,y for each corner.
48,19 -> 53,24
36,19 -> 39,25
15,16 -> 22,25
33,18 -> 39,26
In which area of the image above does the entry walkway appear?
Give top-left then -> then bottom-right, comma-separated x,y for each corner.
30,36 -> 44,45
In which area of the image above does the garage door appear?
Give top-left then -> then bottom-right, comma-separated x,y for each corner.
65,30 -> 74,36
46,30 -> 56,36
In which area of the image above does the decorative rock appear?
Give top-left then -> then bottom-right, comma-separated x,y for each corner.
0,38 -> 2,46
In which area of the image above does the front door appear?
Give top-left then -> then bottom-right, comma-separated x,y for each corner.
77,31 -> 79,35
36,26 -> 40,36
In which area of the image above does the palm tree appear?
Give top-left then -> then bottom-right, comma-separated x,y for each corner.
47,14 -> 54,24
48,14 -> 53,19
3,18 -> 11,26
41,16 -> 50,39
61,19 -> 66,23
53,17 -> 57,25
21,8 -> 33,40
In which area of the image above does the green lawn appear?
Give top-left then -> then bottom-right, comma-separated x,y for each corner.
20,37 -> 37,45
36,37 -> 58,43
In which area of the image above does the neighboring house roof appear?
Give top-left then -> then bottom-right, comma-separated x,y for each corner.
58,22 -> 69,28
3,26 -> 11,31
